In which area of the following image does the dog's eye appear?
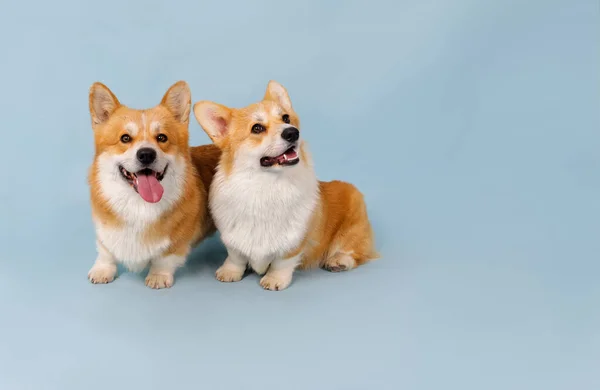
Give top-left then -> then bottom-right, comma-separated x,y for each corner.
120,134 -> 131,143
251,124 -> 266,134
157,134 -> 168,143
282,114 -> 290,124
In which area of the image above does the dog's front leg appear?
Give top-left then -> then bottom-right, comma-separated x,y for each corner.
259,254 -> 302,291
215,247 -> 248,282
145,250 -> 188,289
88,240 -> 118,284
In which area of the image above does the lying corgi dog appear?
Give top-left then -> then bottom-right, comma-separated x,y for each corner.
193,80 -> 378,291
87,81 -> 219,289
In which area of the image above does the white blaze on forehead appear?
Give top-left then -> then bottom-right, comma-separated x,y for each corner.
252,111 -> 267,123
125,122 -> 139,136
150,121 -> 161,134
270,106 -> 283,117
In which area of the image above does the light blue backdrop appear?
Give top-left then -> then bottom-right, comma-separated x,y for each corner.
0,1 -> 598,389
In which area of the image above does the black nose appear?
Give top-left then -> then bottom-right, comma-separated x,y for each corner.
136,148 -> 157,165
281,127 -> 299,142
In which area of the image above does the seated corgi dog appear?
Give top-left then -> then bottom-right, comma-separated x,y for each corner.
87,81 -> 218,289
193,80 -> 378,291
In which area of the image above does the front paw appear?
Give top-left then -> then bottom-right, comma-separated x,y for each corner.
145,273 -> 174,289
260,272 -> 292,291
88,265 -> 117,284
215,264 -> 245,282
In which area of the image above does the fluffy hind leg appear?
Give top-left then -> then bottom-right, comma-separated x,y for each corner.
314,180 -> 378,273
322,252 -> 356,272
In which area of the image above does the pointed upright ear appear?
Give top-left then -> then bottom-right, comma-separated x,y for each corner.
193,101 -> 232,144
161,81 -> 192,123
263,80 -> 292,111
89,82 -> 120,127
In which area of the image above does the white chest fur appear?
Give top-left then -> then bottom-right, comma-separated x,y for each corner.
210,163 -> 319,269
95,222 -> 171,272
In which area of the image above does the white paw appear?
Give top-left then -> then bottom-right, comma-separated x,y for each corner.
215,264 -> 245,283
260,272 -> 292,291
88,265 -> 117,284
145,273 -> 174,289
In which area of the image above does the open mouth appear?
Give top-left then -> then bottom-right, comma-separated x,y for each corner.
119,165 -> 168,203
260,147 -> 299,167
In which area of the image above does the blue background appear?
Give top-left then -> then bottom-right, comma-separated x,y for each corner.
0,1 -> 598,389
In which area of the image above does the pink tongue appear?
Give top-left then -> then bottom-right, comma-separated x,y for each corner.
136,174 -> 164,203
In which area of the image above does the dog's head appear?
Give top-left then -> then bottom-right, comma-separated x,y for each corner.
193,80 -> 302,173
89,81 -> 191,204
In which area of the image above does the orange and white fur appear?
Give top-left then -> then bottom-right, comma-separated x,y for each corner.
87,81 -> 218,289
193,80 -> 377,291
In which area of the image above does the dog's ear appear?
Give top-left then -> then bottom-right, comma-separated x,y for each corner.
161,81 -> 192,123
193,101 -> 232,145
89,82 -> 120,128
263,80 -> 292,111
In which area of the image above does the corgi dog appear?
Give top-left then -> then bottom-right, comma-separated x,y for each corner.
87,81 -> 219,289
193,80 -> 378,291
